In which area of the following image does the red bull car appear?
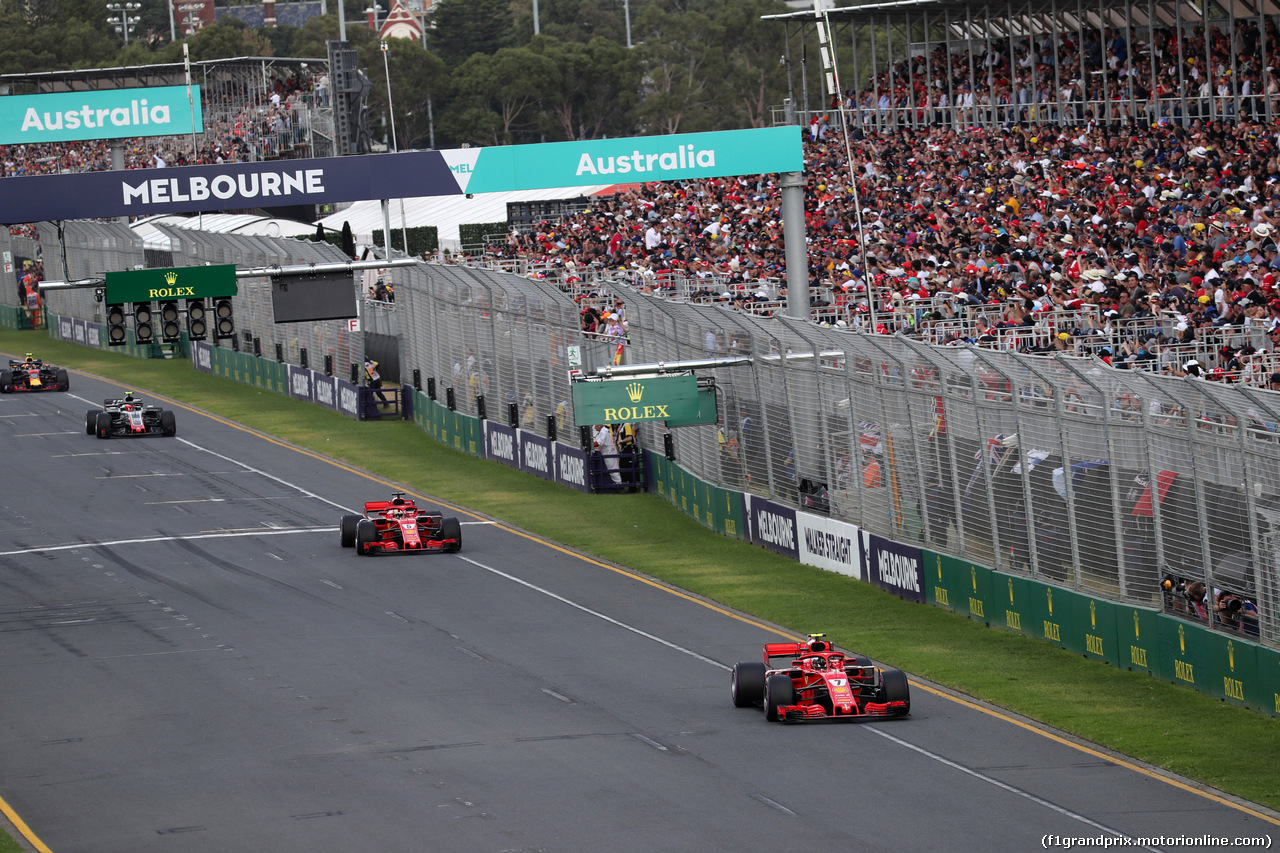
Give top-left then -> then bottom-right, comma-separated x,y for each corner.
340,493 -> 462,556
0,354 -> 69,393
731,634 -> 910,722
85,392 -> 177,438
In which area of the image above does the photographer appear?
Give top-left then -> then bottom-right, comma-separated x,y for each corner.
1214,589 -> 1260,637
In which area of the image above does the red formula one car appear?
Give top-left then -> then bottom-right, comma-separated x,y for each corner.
1,354 -> 69,393
731,635 -> 910,722
339,493 -> 462,556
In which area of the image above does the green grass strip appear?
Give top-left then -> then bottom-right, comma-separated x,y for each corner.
4,330 -> 1280,817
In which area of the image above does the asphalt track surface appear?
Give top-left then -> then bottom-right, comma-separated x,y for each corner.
0,371 -> 1276,853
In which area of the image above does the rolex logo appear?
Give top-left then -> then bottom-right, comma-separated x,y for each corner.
164,271 -> 178,286
626,382 -> 644,402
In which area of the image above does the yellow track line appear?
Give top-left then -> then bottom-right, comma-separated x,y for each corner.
3,359 -> 1277,846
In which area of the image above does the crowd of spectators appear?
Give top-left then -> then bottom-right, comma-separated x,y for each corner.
0,72 -> 323,177
488,119 -> 1280,384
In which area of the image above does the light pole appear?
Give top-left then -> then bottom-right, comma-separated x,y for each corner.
106,2 -> 142,46
177,2 -> 203,35
381,41 -> 397,153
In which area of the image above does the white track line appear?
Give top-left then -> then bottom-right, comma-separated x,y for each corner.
174,437 -> 357,515
0,527 -> 331,557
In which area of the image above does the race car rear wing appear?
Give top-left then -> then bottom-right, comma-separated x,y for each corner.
364,500 -> 419,515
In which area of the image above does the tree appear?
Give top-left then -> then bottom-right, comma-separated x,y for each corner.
429,0 -> 514,67
529,35 -> 637,140
632,1 -> 721,134
712,0 -> 790,128
184,20 -> 274,61
442,46 -> 557,145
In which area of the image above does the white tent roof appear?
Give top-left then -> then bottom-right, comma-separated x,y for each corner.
314,185 -> 615,252
132,213 -> 318,250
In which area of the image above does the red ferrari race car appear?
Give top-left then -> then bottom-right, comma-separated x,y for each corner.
731,634 -> 910,722
339,493 -> 462,556
0,354 -> 69,393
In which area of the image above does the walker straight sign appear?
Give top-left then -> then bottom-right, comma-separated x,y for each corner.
0,86 -> 203,145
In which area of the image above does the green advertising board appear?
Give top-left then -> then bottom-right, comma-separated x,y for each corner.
452,127 -> 803,195
1200,630 -> 1259,708
991,572 -> 1035,638
663,386 -> 719,427
1119,605 -> 1162,677
1258,645 -> 1280,718
105,264 -> 237,304
0,86 -> 203,145
571,375 -> 700,426
1065,596 -> 1120,666
1157,613 -> 1209,692
1030,580 -> 1073,650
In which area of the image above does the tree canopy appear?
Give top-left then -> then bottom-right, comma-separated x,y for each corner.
0,0 -> 798,147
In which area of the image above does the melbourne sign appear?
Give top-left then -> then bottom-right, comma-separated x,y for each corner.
104,264 -> 236,304
0,127 -> 801,222
0,86 -> 203,145
862,532 -> 924,604
571,375 -> 700,426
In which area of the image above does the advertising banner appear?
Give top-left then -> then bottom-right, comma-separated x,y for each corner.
571,374 -> 700,427
312,374 -> 337,411
796,511 -> 860,579
861,532 -> 924,603
105,263 -> 236,304
1200,631 -> 1259,708
553,443 -> 590,492
0,86 -> 203,145
192,340 -> 213,374
744,495 -> 799,561
286,363 -> 313,403
0,127 -> 800,222
519,431 -> 553,481
1120,605 -> 1162,677
1157,613 -> 1209,692
336,378 -> 360,418
483,420 -> 519,468
456,127 -> 802,194
1030,581 -> 1073,650
1067,596 -> 1120,666
55,315 -> 72,343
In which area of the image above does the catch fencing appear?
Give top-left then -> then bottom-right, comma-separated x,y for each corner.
6,223 -> 1278,649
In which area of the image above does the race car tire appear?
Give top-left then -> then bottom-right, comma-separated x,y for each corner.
355,519 -> 378,555
731,662 -> 766,708
846,655 -> 875,682
0,370 -> 11,393
763,673 -> 795,722
440,517 -> 462,552
340,514 -> 362,548
85,409 -> 102,435
55,369 -> 69,391
878,668 -> 911,716
160,410 -> 177,437
95,411 -> 112,439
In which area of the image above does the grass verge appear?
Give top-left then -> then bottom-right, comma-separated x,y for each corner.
4,330 -> 1279,819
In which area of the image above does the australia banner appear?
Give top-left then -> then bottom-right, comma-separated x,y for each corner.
0,127 -> 801,222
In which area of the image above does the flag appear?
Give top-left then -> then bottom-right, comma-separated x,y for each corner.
613,341 -> 624,366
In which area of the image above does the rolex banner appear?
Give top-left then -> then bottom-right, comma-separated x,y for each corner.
571,375 -> 700,426
105,264 -> 237,304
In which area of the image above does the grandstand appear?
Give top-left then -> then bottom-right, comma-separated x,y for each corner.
0,56 -> 332,173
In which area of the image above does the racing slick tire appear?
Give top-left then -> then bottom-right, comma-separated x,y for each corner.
355,519 -> 379,555
85,409 -> 102,435
95,411 -> 112,439
878,668 -> 911,716
0,370 -> 11,393
160,410 -> 177,437
763,673 -> 795,722
846,654 -> 875,683
340,514 -> 362,548
440,517 -> 462,552
55,369 -> 69,391
731,661 -> 766,708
